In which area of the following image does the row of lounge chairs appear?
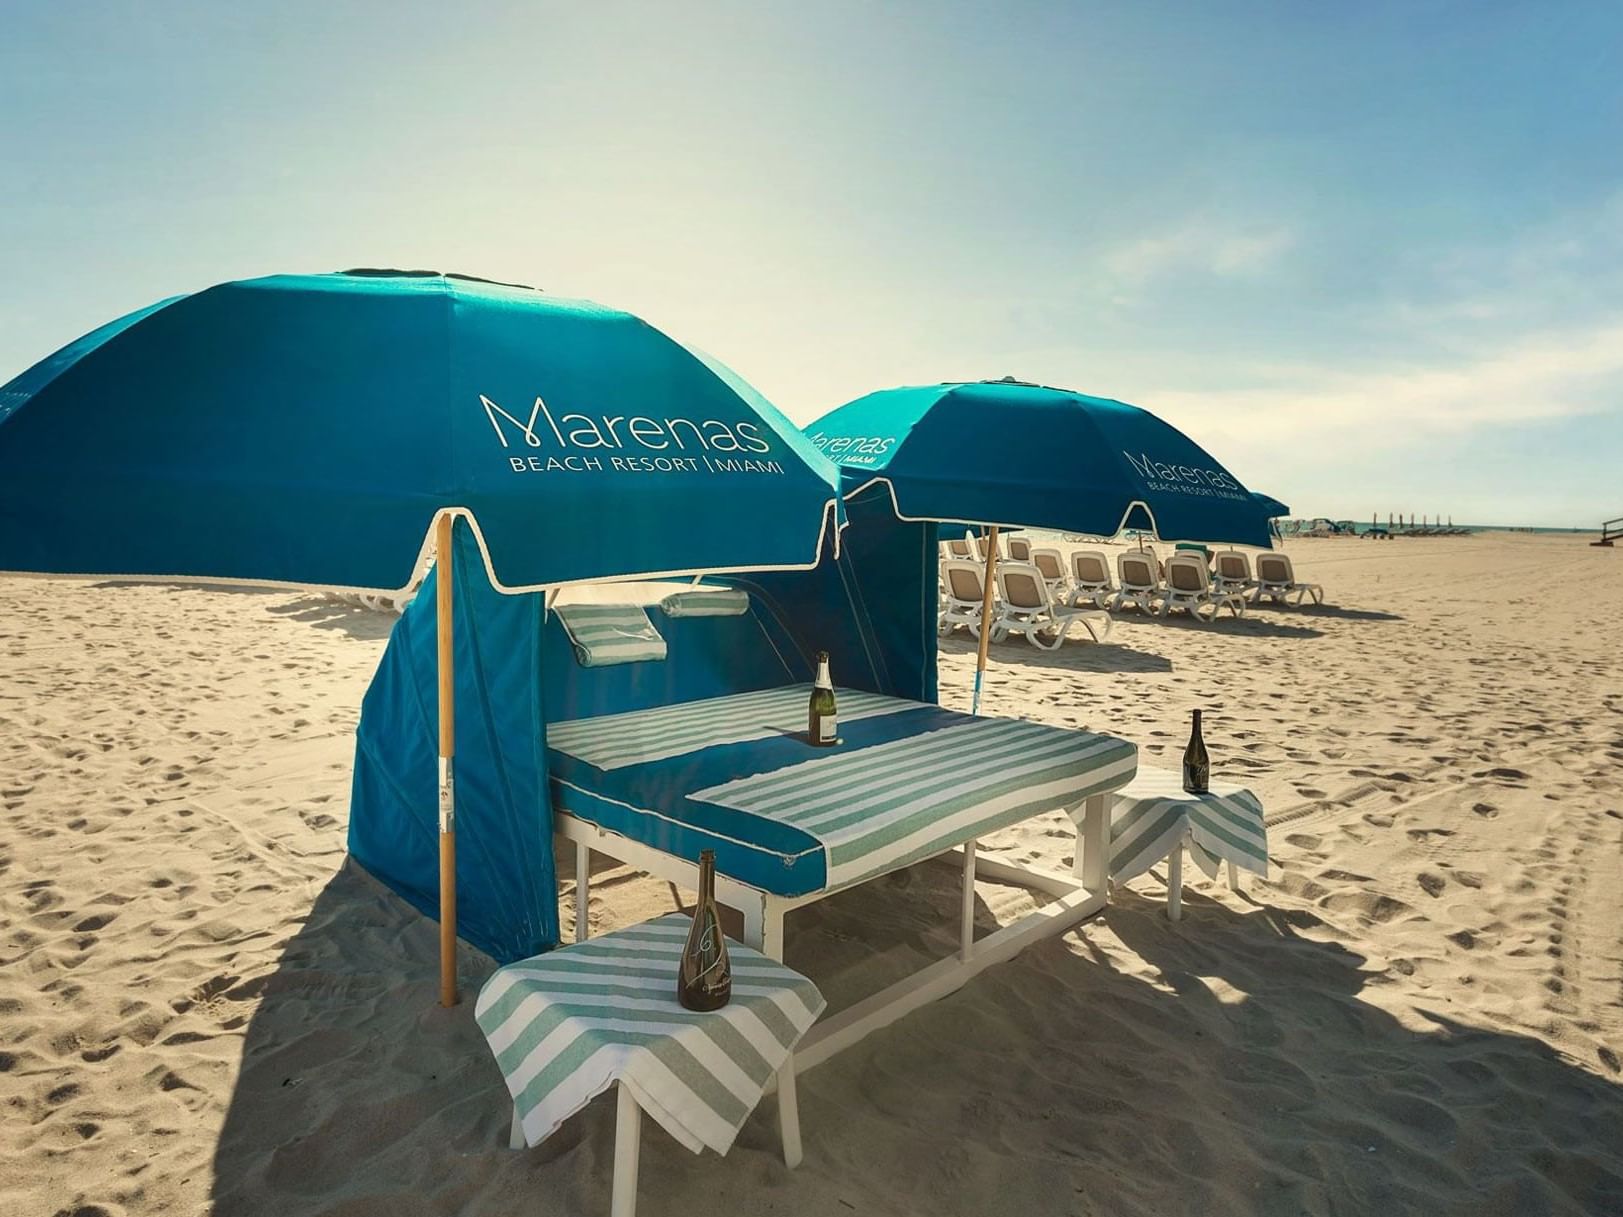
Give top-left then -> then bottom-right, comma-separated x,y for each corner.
939,559 -> 1113,648
939,540 -> 1325,635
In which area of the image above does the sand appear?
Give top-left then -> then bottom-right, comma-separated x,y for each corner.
2,533 -> 1620,1216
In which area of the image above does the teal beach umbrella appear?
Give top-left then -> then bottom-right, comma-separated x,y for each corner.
805,378 -> 1276,710
0,269 -> 842,1002
0,270 -> 840,592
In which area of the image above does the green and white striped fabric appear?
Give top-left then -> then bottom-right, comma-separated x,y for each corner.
1105,768 -> 1268,884
554,602 -> 667,668
659,589 -> 750,617
547,684 -> 915,771
694,719 -> 1138,889
476,914 -> 825,1155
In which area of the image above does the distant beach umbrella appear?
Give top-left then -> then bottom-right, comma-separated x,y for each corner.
805,377 -> 1278,711
0,269 -> 842,1004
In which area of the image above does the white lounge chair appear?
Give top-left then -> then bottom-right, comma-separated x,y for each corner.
1006,535 -> 1033,562
940,559 -> 996,635
994,562 -> 1113,649
1253,552 -> 1324,605
1129,543 -> 1164,578
1111,550 -> 1163,614
1160,553 -> 1246,622
1028,547 -> 1070,598
1212,549 -> 1257,597
972,532 -> 1005,561
944,536 -> 975,561
1068,549 -> 1114,609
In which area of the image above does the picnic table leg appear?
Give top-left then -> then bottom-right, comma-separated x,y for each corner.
776,1059 -> 803,1168
509,1103 -> 525,1150
1167,838 -> 1183,922
760,902 -> 785,962
575,841 -> 591,943
611,1083 -> 642,1217
1075,794 -> 1109,896
959,839 -> 977,962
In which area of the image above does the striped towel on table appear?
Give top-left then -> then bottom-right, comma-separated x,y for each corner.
694,718 -> 1137,889
546,684 -> 914,770
475,914 -> 825,1155
554,602 -> 666,667
1106,768 -> 1268,883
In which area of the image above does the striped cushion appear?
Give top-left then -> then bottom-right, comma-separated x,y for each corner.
546,684 -> 916,771
660,589 -> 750,617
554,603 -> 667,667
475,914 -> 825,1155
694,718 -> 1138,889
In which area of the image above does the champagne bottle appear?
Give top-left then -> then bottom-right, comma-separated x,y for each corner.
1182,709 -> 1210,794
808,651 -> 837,746
677,849 -> 731,1011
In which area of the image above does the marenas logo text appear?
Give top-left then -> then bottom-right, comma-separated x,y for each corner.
482,394 -> 786,475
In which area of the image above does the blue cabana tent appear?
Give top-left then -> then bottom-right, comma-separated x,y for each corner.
0,268 -> 850,999
350,482 -> 939,964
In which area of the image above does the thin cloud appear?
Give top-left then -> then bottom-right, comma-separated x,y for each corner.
1103,221 -> 1295,285
1154,316 -> 1623,449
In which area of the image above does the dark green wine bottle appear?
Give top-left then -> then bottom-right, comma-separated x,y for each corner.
1182,708 -> 1210,794
808,651 -> 837,746
677,850 -> 731,1011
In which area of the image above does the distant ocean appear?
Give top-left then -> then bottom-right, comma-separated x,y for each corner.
1004,521 -> 1601,543
1331,522 -> 1598,536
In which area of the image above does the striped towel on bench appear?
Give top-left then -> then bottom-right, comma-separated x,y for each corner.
476,914 -> 825,1154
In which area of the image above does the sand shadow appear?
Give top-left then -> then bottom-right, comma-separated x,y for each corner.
1245,601 -> 1404,623
263,597 -> 399,641
209,852 -> 1623,1216
92,579 -> 284,597
938,633 -> 1174,674
1099,611 -> 1324,640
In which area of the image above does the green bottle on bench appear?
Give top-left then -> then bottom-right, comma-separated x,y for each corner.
677,849 -> 732,1011
808,651 -> 838,747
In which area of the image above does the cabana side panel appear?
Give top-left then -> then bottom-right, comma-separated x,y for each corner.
742,485 -> 938,705
350,523 -> 558,964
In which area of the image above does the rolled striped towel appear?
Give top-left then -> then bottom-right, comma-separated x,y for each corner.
554,603 -> 667,667
660,589 -> 750,618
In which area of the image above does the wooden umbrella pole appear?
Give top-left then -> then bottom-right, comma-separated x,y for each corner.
436,513 -> 458,1007
971,525 -> 1000,716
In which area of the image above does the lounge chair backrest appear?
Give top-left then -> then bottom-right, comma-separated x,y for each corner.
1166,554 -> 1209,593
1256,553 -> 1292,583
946,538 -> 973,560
1215,550 -> 1251,582
1072,550 -> 1110,584
1007,537 -> 1032,562
944,560 -> 986,604
1031,548 -> 1065,581
974,533 -> 1002,561
1118,552 -> 1158,589
997,563 -> 1048,611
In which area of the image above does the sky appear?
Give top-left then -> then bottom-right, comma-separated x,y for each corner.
2,1 -> 1620,527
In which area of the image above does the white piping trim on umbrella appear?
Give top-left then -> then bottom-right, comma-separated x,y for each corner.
0,498 -> 842,599
839,474 -> 1170,543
